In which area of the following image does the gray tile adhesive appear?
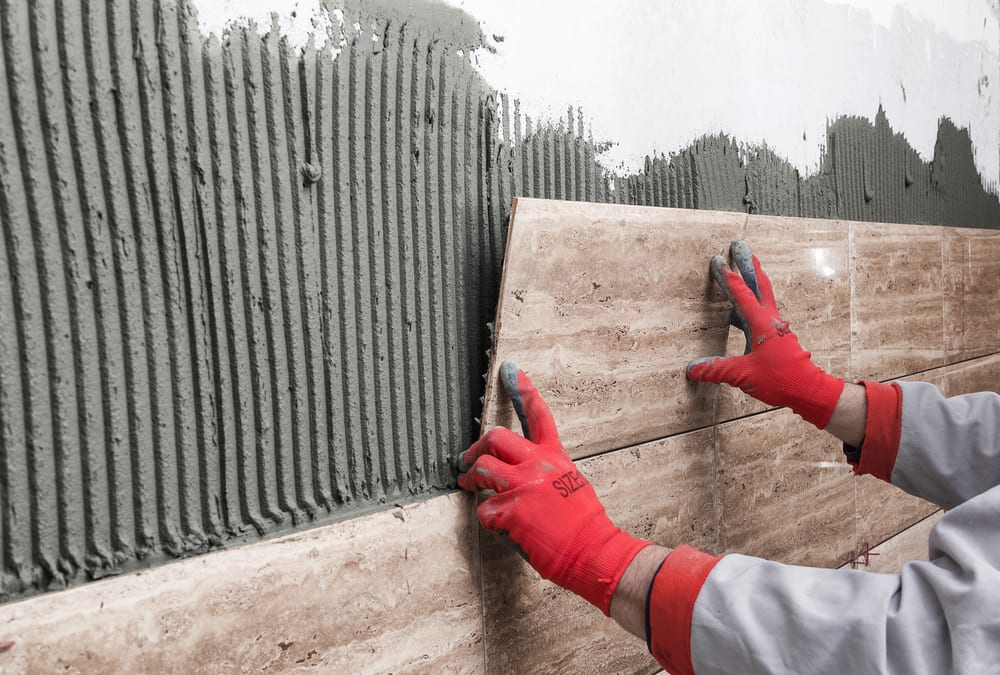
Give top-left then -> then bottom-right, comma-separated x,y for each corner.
0,0 -> 998,601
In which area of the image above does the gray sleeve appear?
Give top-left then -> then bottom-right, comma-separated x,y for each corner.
690,485 -> 1000,675
892,381 -> 1000,509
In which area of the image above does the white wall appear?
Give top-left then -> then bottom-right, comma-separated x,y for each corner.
194,0 -> 1000,186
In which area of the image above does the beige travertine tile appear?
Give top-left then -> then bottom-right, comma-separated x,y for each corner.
477,202 -> 992,674
939,352 -> 1000,397
943,228 -> 1000,362
0,494 -> 483,674
840,511 -> 941,574
850,222 -> 947,382
855,474 -> 938,551
481,428 -> 717,674
718,214 -> 852,420
895,366 -> 950,389
483,198 -> 745,459
717,408 -> 856,568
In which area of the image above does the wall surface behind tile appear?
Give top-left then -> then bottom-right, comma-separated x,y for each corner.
2,0 -> 999,603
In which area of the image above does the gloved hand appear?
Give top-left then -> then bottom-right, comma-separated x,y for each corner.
686,240 -> 844,429
458,362 -> 650,615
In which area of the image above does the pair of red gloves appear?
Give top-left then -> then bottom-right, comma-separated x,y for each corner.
457,241 -> 846,615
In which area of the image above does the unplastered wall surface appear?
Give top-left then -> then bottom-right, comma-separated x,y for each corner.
1,0 -> 999,603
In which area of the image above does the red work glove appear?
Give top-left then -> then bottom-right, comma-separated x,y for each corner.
686,240 -> 844,429
458,362 -> 650,615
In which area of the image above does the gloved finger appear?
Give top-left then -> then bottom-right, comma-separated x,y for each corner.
499,361 -> 559,446
685,353 -> 753,386
715,263 -> 771,334
730,240 -> 762,302
751,253 -> 778,310
457,426 -> 532,473
686,356 -> 720,382
710,255 -> 735,304
476,492 -> 532,567
476,490 -> 515,531
711,256 -> 760,311
458,454 -> 517,492
729,308 -> 753,355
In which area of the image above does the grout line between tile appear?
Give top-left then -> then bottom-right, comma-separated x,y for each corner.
866,508 -> 945,551
888,349 -> 1000,382
848,221 -> 856,383
569,349 -> 1000,470
711,423 -> 722,556
475,497 -> 489,675
854,473 -> 861,565
939,232 -> 947,370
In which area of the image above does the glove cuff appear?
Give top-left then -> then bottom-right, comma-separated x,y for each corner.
553,516 -> 651,615
791,366 -> 845,429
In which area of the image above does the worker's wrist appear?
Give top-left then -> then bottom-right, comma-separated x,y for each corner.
610,544 -> 671,639
555,520 -> 651,615
789,363 -> 845,429
826,382 -> 868,447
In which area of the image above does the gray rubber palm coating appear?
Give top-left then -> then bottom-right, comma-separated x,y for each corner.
500,360 -> 532,441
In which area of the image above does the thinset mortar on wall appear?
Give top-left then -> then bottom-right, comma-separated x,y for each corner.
0,0 -> 998,601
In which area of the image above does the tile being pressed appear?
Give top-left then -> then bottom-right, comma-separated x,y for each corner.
943,228 -> 1000,362
481,428 -> 717,673
482,198 -> 745,459
717,214 -> 852,420
850,222 -> 946,382
716,408 -> 856,568
840,511 -> 941,574
0,494 -> 483,674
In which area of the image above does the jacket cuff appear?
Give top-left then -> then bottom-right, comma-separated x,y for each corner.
568,529 -> 651,616
647,546 -> 722,675
847,381 -> 903,482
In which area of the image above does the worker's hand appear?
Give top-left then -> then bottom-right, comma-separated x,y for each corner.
686,240 -> 844,429
458,362 -> 650,615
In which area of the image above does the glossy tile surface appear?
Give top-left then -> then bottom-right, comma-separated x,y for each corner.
0,494 -> 483,674
943,229 -> 1000,362
718,215 -> 852,420
481,429 -> 717,673
483,198 -> 745,458
850,222 -> 947,382
716,408 -> 856,567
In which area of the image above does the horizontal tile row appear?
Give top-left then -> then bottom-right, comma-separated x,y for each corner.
0,494 -> 482,674
479,352 -> 1000,672
484,199 -> 1000,459
0,346 -> 996,674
